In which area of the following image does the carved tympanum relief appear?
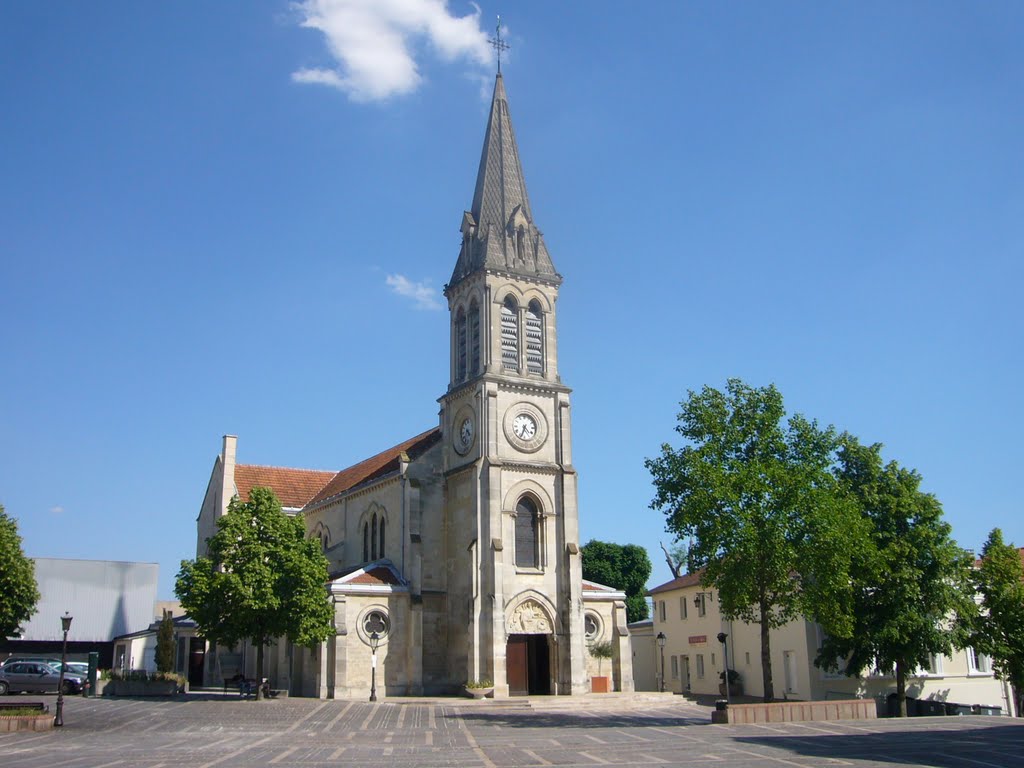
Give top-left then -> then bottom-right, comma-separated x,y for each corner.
507,598 -> 552,634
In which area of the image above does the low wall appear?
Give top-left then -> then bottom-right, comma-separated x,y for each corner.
712,699 -> 877,724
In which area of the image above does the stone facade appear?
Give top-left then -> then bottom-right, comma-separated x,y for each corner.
192,74 -> 633,699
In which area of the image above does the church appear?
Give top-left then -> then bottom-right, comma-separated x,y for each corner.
193,73 -> 634,699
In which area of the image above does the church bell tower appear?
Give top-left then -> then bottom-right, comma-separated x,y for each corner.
440,73 -> 587,696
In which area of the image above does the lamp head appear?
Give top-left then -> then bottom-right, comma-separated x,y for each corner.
61,612 -> 73,633
656,631 -> 666,648
717,632 -> 727,644
369,630 -> 380,652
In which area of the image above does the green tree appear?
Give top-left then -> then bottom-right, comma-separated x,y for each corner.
817,436 -> 976,717
970,528 -> 1024,717
581,540 -> 652,623
175,487 -> 334,699
646,379 -> 861,702
0,504 -> 40,639
155,611 -> 175,673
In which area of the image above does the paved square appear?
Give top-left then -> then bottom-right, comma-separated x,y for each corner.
2,694 -> 1023,767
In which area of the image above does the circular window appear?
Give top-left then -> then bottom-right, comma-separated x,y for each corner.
361,609 -> 390,643
584,612 -> 601,642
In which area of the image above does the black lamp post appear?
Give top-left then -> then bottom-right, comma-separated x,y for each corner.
54,612 -> 73,727
368,630 -> 380,702
656,631 -> 667,693
717,631 -> 731,706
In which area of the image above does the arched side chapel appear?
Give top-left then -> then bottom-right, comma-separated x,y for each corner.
192,73 -> 633,698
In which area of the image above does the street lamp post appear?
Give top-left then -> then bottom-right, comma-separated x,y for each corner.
717,631 -> 731,706
656,631 -> 667,693
54,612 -> 73,727
368,630 -> 380,702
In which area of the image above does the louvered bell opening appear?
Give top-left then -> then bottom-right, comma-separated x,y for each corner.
525,308 -> 543,374
501,301 -> 518,371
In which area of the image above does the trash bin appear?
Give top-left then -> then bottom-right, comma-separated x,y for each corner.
916,699 -> 946,716
975,705 -> 1002,716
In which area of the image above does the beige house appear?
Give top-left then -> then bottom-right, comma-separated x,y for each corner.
646,572 -> 1016,715
192,73 -> 633,699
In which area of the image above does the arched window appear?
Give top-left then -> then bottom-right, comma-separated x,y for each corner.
515,496 -> 540,568
501,297 -> 519,371
371,514 -> 378,560
469,300 -> 481,376
526,300 -> 544,374
455,308 -> 467,381
379,517 -> 385,560
362,522 -> 369,562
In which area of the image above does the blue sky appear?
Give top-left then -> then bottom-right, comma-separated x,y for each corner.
2,1 -> 1021,601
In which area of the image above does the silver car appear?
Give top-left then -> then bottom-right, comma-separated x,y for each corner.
0,661 -> 84,695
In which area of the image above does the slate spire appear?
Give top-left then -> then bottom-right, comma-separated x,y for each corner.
449,74 -> 558,288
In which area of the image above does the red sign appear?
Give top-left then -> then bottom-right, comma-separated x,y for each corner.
688,635 -> 707,645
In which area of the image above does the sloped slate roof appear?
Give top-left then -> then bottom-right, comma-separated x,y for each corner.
306,428 -> 441,507
234,465 -> 335,509
449,74 -> 557,287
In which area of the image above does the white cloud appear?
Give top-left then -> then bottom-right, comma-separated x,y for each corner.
386,274 -> 444,310
292,0 -> 494,102
49,506 -> 64,515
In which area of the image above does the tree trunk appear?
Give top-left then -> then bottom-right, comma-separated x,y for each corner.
759,598 -> 774,702
895,661 -> 907,717
660,542 -> 683,579
256,641 -> 265,702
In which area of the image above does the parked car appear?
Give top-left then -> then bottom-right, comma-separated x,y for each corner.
46,661 -> 90,677
1,656 -> 61,670
0,661 -> 85,695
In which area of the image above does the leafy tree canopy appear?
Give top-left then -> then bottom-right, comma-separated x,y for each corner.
646,379 -> 862,701
175,487 -> 334,698
0,504 -> 40,639
581,540 -> 652,623
816,435 -> 976,716
969,528 -> 1024,715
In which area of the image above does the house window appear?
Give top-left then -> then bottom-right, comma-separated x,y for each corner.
679,596 -> 687,620
456,308 -> 467,381
525,300 -> 544,374
514,496 -> 540,568
696,654 -> 705,679
363,523 -> 369,562
711,652 -> 716,667
371,514 -> 378,560
379,517 -> 385,560
671,655 -> 679,680
744,652 -> 750,666
967,647 -> 991,674
501,296 -> 519,371
659,601 -> 666,622
469,300 -> 481,375
697,593 -> 707,617
922,653 -> 944,676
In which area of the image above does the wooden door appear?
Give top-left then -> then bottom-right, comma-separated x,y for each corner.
506,635 -> 528,695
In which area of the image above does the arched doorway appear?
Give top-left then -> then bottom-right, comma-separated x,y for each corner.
505,597 -> 554,696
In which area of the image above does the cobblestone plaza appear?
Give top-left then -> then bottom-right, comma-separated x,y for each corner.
3,695 -> 1024,767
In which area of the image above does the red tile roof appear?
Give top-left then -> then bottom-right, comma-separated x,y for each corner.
234,465 -> 336,509
348,566 -> 402,586
306,428 -> 442,507
647,569 -> 706,596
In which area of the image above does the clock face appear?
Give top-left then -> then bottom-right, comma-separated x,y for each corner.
459,417 -> 474,448
512,414 -> 537,440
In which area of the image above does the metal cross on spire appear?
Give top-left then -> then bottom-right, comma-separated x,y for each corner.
488,15 -> 510,74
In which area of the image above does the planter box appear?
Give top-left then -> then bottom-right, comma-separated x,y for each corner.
591,676 -> 610,693
0,715 -> 54,732
464,687 -> 494,699
107,680 -> 180,697
712,699 -> 877,725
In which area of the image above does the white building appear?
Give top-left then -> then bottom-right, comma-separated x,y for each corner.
646,571 -> 1016,716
